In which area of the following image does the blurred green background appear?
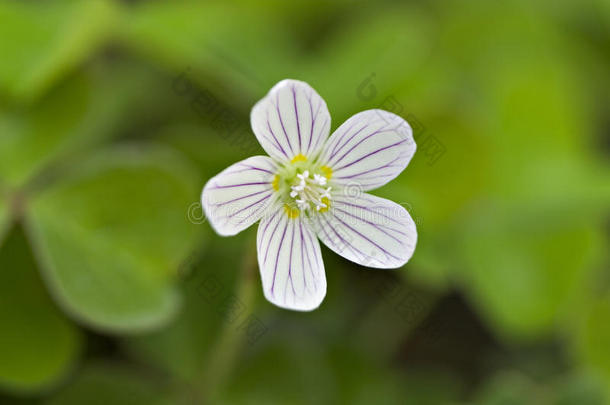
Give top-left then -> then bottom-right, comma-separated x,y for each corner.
1,0 -> 609,403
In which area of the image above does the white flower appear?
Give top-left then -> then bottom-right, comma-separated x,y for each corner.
201,80 -> 417,311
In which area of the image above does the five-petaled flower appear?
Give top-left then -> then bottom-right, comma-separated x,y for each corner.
202,80 -> 417,311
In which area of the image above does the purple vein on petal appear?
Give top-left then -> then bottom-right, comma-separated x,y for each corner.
334,139 -> 406,172
286,220 -> 297,303
229,166 -> 274,175
301,220 -> 317,293
329,124 -> 391,167
328,119 -> 366,158
234,200 -> 272,227
330,213 -> 402,263
307,91 -> 322,154
263,210 -> 283,265
261,132 -> 290,159
216,194 -> 271,228
209,181 -> 269,189
265,109 -> 290,160
333,206 -> 407,243
271,217 -> 288,297
274,92 -> 294,157
319,214 -> 368,263
335,198 -> 406,228
328,123 -> 381,166
298,220 -> 307,293
313,116 -> 330,153
212,189 -> 269,207
292,85 -> 302,153
261,208 -> 280,237
303,223 -> 320,292
328,120 -> 361,157
333,154 -> 404,180
231,160 -> 276,174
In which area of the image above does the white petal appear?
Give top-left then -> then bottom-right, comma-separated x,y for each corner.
312,193 -> 417,268
251,79 -> 331,162
202,156 -> 277,236
257,205 -> 326,311
318,110 -> 415,191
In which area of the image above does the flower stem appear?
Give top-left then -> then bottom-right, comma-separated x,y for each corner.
196,234 -> 258,402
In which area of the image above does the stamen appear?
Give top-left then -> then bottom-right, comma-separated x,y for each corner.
284,204 -> 300,219
322,187 -> 331,197
288,169 -> 332,214
290,154 -> 307,163
320,165 -> 333,179
313,174 -> 327,186
272,174 -> 280,191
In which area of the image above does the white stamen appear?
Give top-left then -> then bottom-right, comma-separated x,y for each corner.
313,174 -> 327,185
321,187 -> 332,199
289,169 -> 332,212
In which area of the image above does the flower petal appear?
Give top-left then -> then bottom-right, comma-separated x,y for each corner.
313,192 -> 417,268
251,79 -> 331,162
202,156 -> 277,236
318,110 -> 415,191
257,205 -> 326,311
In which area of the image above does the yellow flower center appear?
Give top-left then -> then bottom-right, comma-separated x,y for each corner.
272,155 -> 333,217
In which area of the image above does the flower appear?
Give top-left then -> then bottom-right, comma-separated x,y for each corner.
201,80 -> 417,311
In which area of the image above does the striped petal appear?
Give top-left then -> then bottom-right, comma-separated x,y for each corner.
251,79 -> 331,162
202,156 -> 277,236
313,193 -> 417,268
318,110 -> 415,191
257,204 -> 326,311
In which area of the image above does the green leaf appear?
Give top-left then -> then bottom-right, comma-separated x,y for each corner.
0,0 -> 118,102
0,59 -> 168,189
457,203 -> 605,340
0,226 -> 81,393
156,124 -> 263,180
0,193 -> 9,245
120,1 -> 296,104
221,341 -> 460,404
552,372 -> 608,405
121,236 -> 248,382
47,363 -> 173,405
388,0 -> 610,338
25,144 -> 201,333
301,4 -> 433,123
575,294 -> 610,401
471,370 -> 607,405
472,370 -> 550,405
381,114 -> 491,289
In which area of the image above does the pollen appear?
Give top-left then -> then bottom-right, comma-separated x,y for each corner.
320,165 -> 333,179
272,174 -> 280,191
319,197 -> 331,213
284,204 -> 300,218
290,154 -> 307,163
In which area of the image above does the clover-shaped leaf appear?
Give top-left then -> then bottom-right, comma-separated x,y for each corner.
0,195 -> 8,244
458,203 -> 603,341
0,227 -> 81,393
25,144 -> 200,332
47,363 -> 171,405
0,61 -> 164,189
575,294 -> 610,401
302,5 -> 432,121
120,1 -> 294,100
0,0 -> 118,102
122,237 -> 247,381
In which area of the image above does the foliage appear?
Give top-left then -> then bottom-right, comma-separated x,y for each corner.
0,0 -> 608,403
